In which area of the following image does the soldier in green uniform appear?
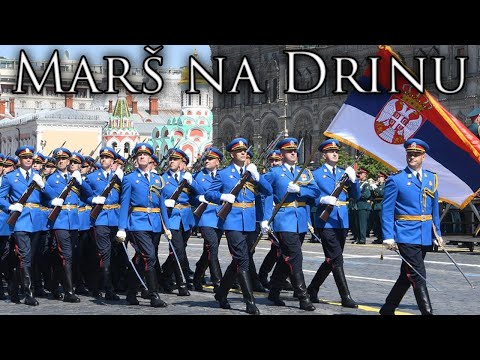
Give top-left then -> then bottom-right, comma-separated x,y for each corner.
354,169 -> 371,244
371,172 -> 387,244
467,108 -> 480,139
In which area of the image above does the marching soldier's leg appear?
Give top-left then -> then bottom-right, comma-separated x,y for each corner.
169,229 -> 190,296
332,264 -> 357,308
268,257 -> 289,307
214,262 -> 236,309
160,255 -> 175,293
55,230 -> 80,303
32,231 -> 49,297
258,244 -> 277,289
379,276 -> 410,315
246,226 -> 266,293
0,236 -> 10,300
237,270 -> 260,315
15,232 -> 39,306
193,248 -> 209,291
413,283 -> 433,315
307,261 -> 332,303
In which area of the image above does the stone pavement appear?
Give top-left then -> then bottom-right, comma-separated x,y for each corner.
1,234 -> 479,315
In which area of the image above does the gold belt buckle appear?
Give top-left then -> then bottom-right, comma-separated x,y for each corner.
335,201 -> 340,207
421,215 -> 425,221
146,207 -> 152,214
294,200 -> 298,208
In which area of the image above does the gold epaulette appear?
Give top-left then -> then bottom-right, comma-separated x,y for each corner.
113,183 -> 121,192
71,186 -> 80,196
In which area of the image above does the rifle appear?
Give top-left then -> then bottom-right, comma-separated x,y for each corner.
6,182 -> 39,226
166,148 -> 207,216
191,148 -> 220,218
319,152 -> 364,222
89,174 -> 120,220
217,132 -> 284,221
250,150 -> 314,253
47,177 -> 76,222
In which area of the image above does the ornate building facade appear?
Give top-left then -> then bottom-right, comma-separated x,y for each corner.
210,45 -> 480,165
151,51 -> 214,166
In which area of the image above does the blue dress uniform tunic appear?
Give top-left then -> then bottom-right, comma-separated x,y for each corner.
312,165 -> 360,229
161,170 -> 203,231
43,170 -> 92,230
0,176 -> 12,237
193,168 -> 220,228
205,163 -> 273,231
0,169 -> 43,233
263,164 -> 320,233
382,168 -> 441,246
86,169 -> 120,227
118,169 -> 170,233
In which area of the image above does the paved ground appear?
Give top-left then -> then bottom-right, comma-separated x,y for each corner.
1,234 -> 479,315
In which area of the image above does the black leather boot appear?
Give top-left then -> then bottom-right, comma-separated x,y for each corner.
237,270 -> 260,315
146,269 -> 167,308
173,262 -> 190,297
249,257 -> 266,293
125,265 -> 140,305
63,264 -> 80,303
21,267 -> 39,306
379,278 -> 410,315
258,249 -> 277,289
193,252 -> 209,292
104,267 -> 120,301
332,265 -> 357,308
268,268 -> 288,307
33,260 -> 48,297
214,264 -> 236,309
307,262 -> 332,303
160,256 -> 175,293
0,279 -> 6,300
8,266 -> 21,303
290,271 -> 315,311
209,258 -> 222,292
413,282 -> 433,315
49,263 -> 64,300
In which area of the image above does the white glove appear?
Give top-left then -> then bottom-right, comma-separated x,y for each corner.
198,195 -> 209,204
114,168 -> 124,182
32,173 -> 45,189
308,223 -> 315,234
51,198 -> 64,207
71,170 -> 82,185
320,195 -> 337,205
165,199 -> 176,208
164,229 -> 172,240
383,239 -> 397,251
116,229 -> 127,243
345,166 -> 357,183
92,196 -> 106,205
370,183 -> 378,190
434,236 -> 444,247
287,182 -> 300,193
260,220 -> 270,234
220,193 -> 236,204
9,203 -> 23,213
246,163 -> 260,182
183,172 -> 193,185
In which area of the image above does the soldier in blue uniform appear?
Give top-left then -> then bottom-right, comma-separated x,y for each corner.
85,147 -> 123,300
0,146 -> 47,306
263,138 -> 319,311
161,148 -> 203,296
307,139 -> 360,308
0,153 -> 12,300
380,138 -> 442,315
43,147 -> 93,303
116,143 -> 170,308
205,138 -> 272,315
258,149 -> 283,288
192,147 -> 224,292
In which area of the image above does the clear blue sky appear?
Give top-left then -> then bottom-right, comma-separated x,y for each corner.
0,45 -> 211,68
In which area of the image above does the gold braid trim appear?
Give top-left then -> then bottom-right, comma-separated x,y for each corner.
243,181 -> 258,195
71,186 -> 80,196
113,183 -> 121,192
149,185 -> 163,198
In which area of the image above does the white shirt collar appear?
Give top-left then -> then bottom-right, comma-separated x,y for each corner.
19,168 -> 31,178
284,163 -> 295,173
324,163 -> 335,174
233,164 -> 245,174
408,166 -> 422,179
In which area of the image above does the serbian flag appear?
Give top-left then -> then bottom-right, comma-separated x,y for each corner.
325,45 -> 480,208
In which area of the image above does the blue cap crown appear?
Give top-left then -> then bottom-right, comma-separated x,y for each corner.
277,138 -> 298,151
318,139 -> 340,152
133,143 -> 154,156
15,145 -> 35,158
205,147 -> 224,161
53,147 -> 72,159
404,138 -> 429,153
226,138 -> 248,152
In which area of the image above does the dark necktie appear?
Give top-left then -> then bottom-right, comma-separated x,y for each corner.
416,172 -> 421,182
105,172 -> 109,181
332,167 -> 336,177
239,168 -> 243,176
290,166 -> 294,176
25,171 -> 29,182
174,173 -> 179,182
144,173 -> 149,182
64,174 -> 68,182
210,172 -> 215,179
